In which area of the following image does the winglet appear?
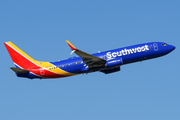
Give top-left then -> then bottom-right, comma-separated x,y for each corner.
66,40 -> 77,51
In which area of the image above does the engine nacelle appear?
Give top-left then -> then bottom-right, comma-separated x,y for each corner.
105,58 -> 123,68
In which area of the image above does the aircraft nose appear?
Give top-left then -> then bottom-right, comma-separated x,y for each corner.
169,45 -> 176,52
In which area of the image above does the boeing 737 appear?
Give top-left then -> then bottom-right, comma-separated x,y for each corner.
4,41 -> 175,79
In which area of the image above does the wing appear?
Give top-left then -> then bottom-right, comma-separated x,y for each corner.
66,40 -> 106,68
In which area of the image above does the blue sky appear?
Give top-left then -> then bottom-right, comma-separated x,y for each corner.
1,0 -> 180,120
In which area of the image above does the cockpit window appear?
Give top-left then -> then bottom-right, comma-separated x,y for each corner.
162,43 -> 167,46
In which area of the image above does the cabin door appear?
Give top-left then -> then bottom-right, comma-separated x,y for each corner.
40,69 -> 45,75
153,43 -> 158,51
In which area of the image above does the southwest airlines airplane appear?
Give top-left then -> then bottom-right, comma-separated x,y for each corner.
4,41 -> 175,79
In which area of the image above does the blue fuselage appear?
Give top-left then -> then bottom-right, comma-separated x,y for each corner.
49,42 -> 175,74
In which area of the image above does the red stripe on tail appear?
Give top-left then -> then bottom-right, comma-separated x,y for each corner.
4,42 -> 38,69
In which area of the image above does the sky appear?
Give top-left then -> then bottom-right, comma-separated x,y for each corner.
0,0 -> 180,120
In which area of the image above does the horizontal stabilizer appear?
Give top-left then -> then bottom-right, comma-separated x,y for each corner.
10,67 -> 30,74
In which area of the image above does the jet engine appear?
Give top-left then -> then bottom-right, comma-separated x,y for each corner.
105,58 -> 123,68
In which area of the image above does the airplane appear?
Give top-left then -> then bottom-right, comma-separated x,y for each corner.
4,40 -> 175,79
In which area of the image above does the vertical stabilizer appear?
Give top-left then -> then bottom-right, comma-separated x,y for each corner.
4,42 -> 38,69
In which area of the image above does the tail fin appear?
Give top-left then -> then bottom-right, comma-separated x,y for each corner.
4,42 -> 39,69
